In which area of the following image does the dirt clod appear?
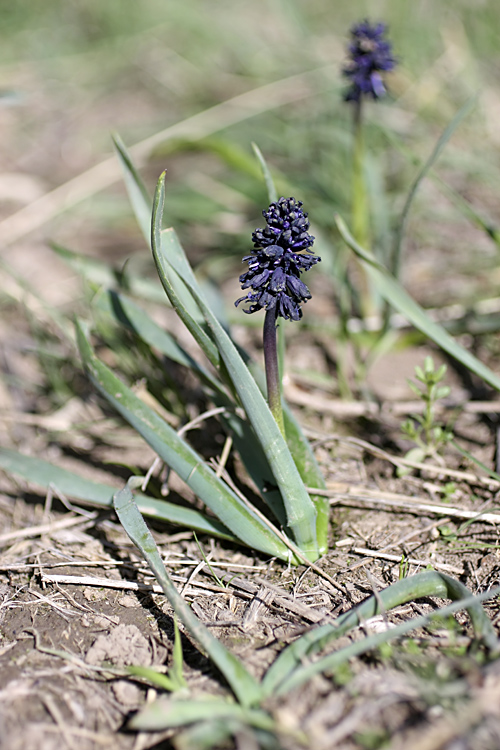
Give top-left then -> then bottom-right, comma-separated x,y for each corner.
85,624 -> 152,667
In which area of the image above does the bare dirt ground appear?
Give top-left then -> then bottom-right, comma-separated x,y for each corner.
2,318 -> 500,749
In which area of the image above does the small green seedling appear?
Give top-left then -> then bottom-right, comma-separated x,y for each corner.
127,616 -> 188,693
399,554 -> 410,580
398,356 -> 454,476
193,532 -> 230,589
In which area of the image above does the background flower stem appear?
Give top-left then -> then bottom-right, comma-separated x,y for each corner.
352,100 -> 368,247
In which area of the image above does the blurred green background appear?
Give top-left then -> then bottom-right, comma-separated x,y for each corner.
1,0 -> 499,309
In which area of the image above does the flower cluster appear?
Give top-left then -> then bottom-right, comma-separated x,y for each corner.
235,197 -> 320,321
343,20 -> 396,103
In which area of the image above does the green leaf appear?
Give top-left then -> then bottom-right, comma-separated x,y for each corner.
0,447 -> 236,541
76,320 -> 292,561
173,719 -> 245,750
171,616 -> 187,689
126,665 -> 180,693
95,290 -> 313,537
130,696 -> 275,732
95,289 -> 224,395
281,405 -> 328,555
408,380 -> 423,397
435,385 -> 451,400
336,215 -> 500,393
113,479 -> 264,708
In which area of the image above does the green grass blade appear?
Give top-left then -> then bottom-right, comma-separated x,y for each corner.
172,719 -> 244,750
336,215 -> 500,393
113,479 -> 263,708
251,142 -> 278,204
0,447 -> 237,541
127,617 -> 187,692
112,133 -> 152,246
262,570 -> 498,697
391,97 -> 477,280
273,580 -> 500,697
171,617 -> 187,689
433,175 -> 500,248
76,320 -> 291,560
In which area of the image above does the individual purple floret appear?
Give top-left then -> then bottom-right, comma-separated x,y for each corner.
343,20 -> 396,103
235,197 -> 320,322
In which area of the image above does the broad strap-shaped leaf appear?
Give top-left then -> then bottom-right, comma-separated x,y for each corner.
245,359 -> 329,553
113,479 -> 263,708
282,406 -> 328,554
76,320 -> 291,561
151,176 -> 219,370
185,279 -> 320,559
336,215 -> 500,393
0,447 -> 236,541
152,172 -> 319,559
97,289 -> 327,541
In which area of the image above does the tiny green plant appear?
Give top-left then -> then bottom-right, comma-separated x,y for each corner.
398,356 -> 454,475
193,532 -> 229,589
127,616 -> 187,693
399,554 -> 410,580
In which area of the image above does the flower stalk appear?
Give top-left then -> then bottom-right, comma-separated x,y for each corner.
263,307 -> 285,436
343,19 -> 396,266
342,20 -> 397,329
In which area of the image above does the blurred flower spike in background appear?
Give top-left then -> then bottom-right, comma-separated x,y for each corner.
235,197 -> 320,322
343,20 -> 396,103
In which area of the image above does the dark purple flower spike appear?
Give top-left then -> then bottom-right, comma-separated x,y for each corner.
343,20 -> 396,103
236,197 -> 320,433
235,197 -> 320,322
